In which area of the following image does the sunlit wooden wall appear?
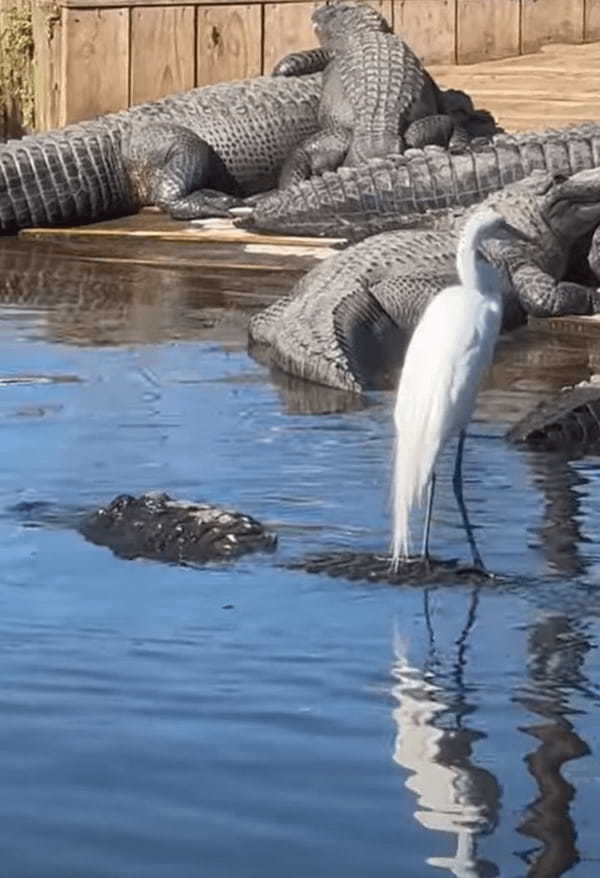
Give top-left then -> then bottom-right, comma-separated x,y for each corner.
27,0 -> 600,131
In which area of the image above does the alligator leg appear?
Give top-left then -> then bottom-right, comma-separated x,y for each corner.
278,129 -> 351,188
166,188 -> 246,220
447,123 -> 472,152
272,47 -> 332,76
138,125 -> 246,219
511,265 -> 600,317
404,115 -> 454,149
588,225 -> 600,280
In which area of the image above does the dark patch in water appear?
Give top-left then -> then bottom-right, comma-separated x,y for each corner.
285,551 -> 498,585
79,492 -> 277,564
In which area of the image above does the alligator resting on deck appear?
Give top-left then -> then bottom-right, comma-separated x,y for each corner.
0,74 -> 321,232
79,492 -> 277,564
275,1 -> 497,187
248,169 -> 600,393
238,124 -> 600,240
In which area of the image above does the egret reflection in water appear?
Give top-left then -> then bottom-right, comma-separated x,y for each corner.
391,590 -> 501,877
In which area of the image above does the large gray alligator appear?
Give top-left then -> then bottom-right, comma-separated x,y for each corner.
0,74 -> 321,232
248,170 -> 600,393
276,2 -> 487,187
238,124 -> 600,239
275,1 -> 496,187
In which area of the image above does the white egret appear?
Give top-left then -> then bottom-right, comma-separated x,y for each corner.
391,206 -> 509,570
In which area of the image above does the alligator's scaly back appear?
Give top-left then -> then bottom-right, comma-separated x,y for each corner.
0,74 -> 321,232
239,123 -> 600,239
247,169 -> 600,396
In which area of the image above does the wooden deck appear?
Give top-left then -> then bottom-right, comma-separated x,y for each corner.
431,39 -> 600,133
16,40 -> 600,333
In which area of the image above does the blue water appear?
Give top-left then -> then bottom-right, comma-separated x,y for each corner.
1,246 -> 600,877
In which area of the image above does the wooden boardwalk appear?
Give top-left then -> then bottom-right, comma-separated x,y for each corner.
431,40 -> 600,133
16,40 -> 600,333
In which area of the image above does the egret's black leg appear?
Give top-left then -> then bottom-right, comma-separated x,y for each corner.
452,431 -> 485,570
421,472 -> 436,562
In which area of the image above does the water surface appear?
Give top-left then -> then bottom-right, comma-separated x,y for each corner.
1,241 -> 600,877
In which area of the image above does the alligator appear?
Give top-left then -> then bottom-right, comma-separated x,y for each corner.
507,377 -> 600,454
248,170 -> 600,393
237,124 -> 600,240
274,1 -> 497,187
285,552 -> 493,584
275,2 -> 487,188
0,73 -> 322,232
79,492 -> 276,564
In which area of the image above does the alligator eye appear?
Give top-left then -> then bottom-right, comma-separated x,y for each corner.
552,174 -> 568,185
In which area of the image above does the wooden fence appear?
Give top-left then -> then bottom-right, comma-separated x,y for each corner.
1,0 -> 600,134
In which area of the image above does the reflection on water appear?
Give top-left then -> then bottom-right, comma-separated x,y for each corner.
265,367 -> 369,415
515,616 -> 593,877
0,241 -> 293,348
391,591 -> 501,877
526,453 -> 589,577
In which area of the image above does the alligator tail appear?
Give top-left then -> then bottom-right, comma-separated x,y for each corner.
0,128 -> 132,233
240,125 -> 600,240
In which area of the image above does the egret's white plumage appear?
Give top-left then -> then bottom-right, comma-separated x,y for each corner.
391,207 -> 507,568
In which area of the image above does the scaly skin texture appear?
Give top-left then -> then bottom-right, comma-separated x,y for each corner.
274,2 -> 498,186
277,2 -> 459,186
248,170 -> 600,393
0,74 -> 321,232
79,492 -> 276,564
238,123 -> 600,239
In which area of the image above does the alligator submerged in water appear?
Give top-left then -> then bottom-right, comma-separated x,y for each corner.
275,1 -> 497,187
249,170 -> 600,392
0,74 -> 322,232
238,125 -> 600,239
80,492 -> 277,564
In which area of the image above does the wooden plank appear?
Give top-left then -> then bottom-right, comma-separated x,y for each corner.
393,0 -> 456,65
521,0 -> 584,54
16,234 -> 329,276
584,0 -> 600,41
31,0 -> 63,131
196,4 -> 261,86
263,0 -> 391,73
263,1 -> 319,72
18,213 -> 343,247
61,7 -> 129,124
62,0 -> 360,7
529,314 -> 600,339
130,6 -> 195,104
457,0 -> 519,63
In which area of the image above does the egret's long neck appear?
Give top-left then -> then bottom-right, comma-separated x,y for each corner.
456,208 -> 502,292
